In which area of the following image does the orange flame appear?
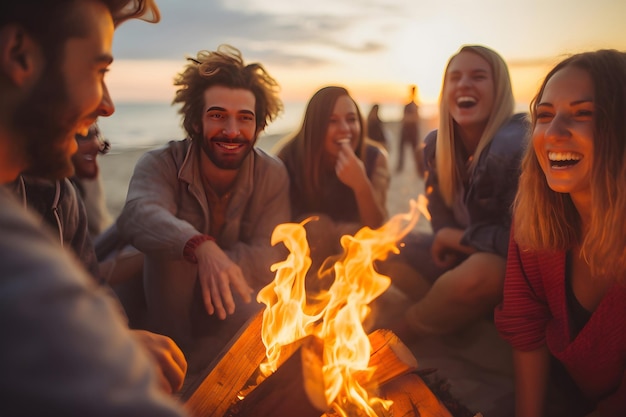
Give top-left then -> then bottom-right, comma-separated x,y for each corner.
257,196 -> 429,415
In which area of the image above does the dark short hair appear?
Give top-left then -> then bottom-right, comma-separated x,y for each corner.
0,0 -> 159,58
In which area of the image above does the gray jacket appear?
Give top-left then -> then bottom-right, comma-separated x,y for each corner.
117,139 -> 291,288
0,187 -> 187,417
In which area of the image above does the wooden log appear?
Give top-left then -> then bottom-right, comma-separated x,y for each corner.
380,373 -> 453,417
356,329 -> 418,389
227,335 -> 324,417
229,330 -> 419,416
184,312 -> 449,417
183,311 -> 266,417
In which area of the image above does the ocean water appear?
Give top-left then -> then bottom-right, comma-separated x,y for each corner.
97,100 -> 408,153
98,101 -> 308,153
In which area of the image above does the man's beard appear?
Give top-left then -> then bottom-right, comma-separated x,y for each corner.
200,136 -> 255,170
17,62 -> 78,180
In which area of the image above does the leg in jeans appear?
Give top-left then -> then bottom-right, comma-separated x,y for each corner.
378,231 -> 450,300
405,252 -> 506,336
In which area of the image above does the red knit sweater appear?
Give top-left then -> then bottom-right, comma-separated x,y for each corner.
495,237 -> 626,415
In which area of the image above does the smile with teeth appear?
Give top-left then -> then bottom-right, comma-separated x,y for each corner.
216,142 -> 244,151
548,151 -> 582,168
457,96 -> 477,108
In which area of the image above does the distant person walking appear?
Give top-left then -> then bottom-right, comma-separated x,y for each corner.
366,104 -> 389,150
396,84 -> 425,177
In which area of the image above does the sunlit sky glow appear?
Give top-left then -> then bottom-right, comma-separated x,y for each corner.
108,0 -> 626,120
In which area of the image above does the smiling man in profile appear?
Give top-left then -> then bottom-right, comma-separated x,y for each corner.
0,1 -> 188,415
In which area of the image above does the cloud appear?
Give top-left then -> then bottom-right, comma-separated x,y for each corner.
113,0 -> 394,67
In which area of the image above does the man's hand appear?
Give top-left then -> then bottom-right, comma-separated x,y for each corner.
195,240 -> 253,319
131,329 -> 187,394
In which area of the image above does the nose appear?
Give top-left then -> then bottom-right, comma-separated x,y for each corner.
222,118 -> 241,138
337,119 -> 350,133
457,74 -> 472,88
98,84 -> 115,117
543,113 -> 571,140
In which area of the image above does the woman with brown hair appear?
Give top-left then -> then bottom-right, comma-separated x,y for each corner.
274,86 -> 389,265
496,49 -> 626,417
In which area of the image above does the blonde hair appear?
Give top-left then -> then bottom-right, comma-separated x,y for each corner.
436,45 -> 515,206
514,50 -> 626,279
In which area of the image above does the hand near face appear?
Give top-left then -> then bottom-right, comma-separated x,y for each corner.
335,141 -> 368,192
131,329 -> 187,394
195,240 -> 253,319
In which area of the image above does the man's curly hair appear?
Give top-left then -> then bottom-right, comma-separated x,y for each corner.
172,44 -> 283,142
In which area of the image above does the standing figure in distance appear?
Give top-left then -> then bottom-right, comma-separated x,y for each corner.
396,84 -> 424,177
367,103 -> 389,150
496,49 -> 626,417
117,45 -> 290,371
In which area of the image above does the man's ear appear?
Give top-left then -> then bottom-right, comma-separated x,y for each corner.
0,25 -> 41,87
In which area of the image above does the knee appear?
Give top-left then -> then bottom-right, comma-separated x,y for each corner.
438,269 -> 503,306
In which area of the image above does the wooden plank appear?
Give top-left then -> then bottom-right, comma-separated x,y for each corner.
380,373 -> 453,417
229,330 -> 420,416
183,311 -> 266,417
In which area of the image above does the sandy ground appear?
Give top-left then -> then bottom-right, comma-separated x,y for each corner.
99,122 -> 514,416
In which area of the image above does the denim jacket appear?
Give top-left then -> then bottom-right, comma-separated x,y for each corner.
423,113 -> 529,257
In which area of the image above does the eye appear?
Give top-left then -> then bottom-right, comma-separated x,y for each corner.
207,112 -> 224,120
575,109 -> 593,118
535,111 -> 554,122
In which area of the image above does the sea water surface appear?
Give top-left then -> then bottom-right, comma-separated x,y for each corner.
97,101 -> 407,153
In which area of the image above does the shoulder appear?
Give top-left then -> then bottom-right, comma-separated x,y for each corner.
365,141 -> 388,159
0,189 -> 82,283
423,129 -> 438,156
137,139 -> 191,166
253,148 -> 288,176
489,113 -> 530,153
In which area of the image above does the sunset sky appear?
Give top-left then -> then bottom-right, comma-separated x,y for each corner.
108,0 -> 626,119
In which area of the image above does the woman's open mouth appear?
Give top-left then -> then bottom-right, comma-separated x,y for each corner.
548,151 -> 582,168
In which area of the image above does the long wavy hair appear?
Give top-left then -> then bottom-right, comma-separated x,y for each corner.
274,86 -> 366,210
172,44 -> 283,143
513,49 -> 626,279
436,45 -> 515,206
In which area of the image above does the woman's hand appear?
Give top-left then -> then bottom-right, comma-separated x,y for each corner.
335,140 -> 368,192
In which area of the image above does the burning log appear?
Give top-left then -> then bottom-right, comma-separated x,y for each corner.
184,311 -> 450,417
226,328 -> 422,416
184,200 -> 453,416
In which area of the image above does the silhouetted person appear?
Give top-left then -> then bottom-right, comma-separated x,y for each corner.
396,85 -> 424,177
366,104 -> 388,150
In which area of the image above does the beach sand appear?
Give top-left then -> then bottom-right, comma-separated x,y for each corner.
99,121 -> 514,416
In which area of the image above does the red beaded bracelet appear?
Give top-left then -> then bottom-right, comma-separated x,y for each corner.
183,234 -> 215,264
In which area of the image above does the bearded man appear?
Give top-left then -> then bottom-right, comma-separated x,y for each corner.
117,44 -> 290,371
0,0 -> 188,415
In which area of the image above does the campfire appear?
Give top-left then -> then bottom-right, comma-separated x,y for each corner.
184,197 -> 458,417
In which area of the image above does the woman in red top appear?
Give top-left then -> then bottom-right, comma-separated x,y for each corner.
495,50 -> 626,416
